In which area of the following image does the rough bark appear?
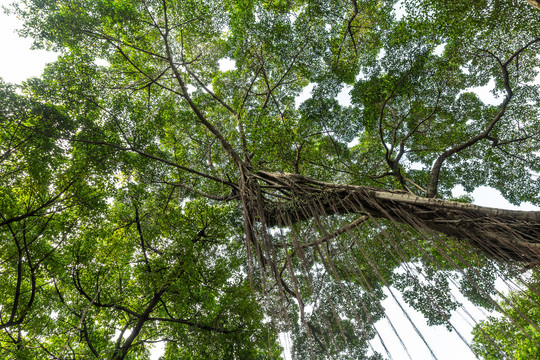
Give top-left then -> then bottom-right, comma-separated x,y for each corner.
252,171 -> 540,263
526,0 -> 540,10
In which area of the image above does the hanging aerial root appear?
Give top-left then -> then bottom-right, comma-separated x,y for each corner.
251,171 -> 540,263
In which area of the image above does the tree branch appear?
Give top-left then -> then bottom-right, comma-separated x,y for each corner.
426,61 -> 513,197
158,1 -> 244,168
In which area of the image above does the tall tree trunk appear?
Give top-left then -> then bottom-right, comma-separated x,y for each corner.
252,171 -> 540,263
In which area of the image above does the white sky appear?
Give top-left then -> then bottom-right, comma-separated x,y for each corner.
1,2 -> 538,359
0,1 -> 58,83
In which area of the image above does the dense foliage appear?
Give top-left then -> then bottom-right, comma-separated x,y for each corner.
1,0 -> 540,358
472,274 -> 540,359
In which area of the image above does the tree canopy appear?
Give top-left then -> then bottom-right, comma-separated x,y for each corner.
1,0 -> 540,358
472,273 -> 540,359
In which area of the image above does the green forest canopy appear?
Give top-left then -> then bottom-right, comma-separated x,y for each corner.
1,0 -> 540,358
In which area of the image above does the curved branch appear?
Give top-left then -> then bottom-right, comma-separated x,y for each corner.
72,268 -> 141,318
427,37 -> 540,197
426,64 -> 513,198
0,178 -> 77,228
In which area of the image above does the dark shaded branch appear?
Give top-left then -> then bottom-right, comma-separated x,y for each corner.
82,320 -> 100,358
72,269 -> 141,318
114,287 -> 167,360
134,203 -> 152,273
0,178 -> 77,228
504,37 -> 540,66
146,316 -> 240,333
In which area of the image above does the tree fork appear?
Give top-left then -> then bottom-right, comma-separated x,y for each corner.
254,171 -> 540,263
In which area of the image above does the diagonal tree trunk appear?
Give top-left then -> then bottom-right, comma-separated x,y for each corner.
252,171 -> 540,264
526,0 -> 540,10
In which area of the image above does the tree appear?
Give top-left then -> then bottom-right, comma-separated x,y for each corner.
0,80 -> 281,359
1,0 -> 540,358
472,274 -> 540,359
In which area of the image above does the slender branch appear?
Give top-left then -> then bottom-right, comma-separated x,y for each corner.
158,1 -> 243,168
147,316 -> 240,333
67,136 -> 235,187
184,67 -> 239,118
82,320 -> 100,358
503,37 -> 540,66
379,69 -> 414,157
395,89 -> 442,164
134,203 -> 152,273
72,269 -> 141,318
426,62 -> 513,197
81,29 -> 168,61
157,180 -> 237,201
274,216 -> 369,248
0,178 -> 77,228
57,268 -> 112,360
426,38 -> 540,197
240,65 -> 264,111
114,287 -> 168,360
183,66 -> 252,163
